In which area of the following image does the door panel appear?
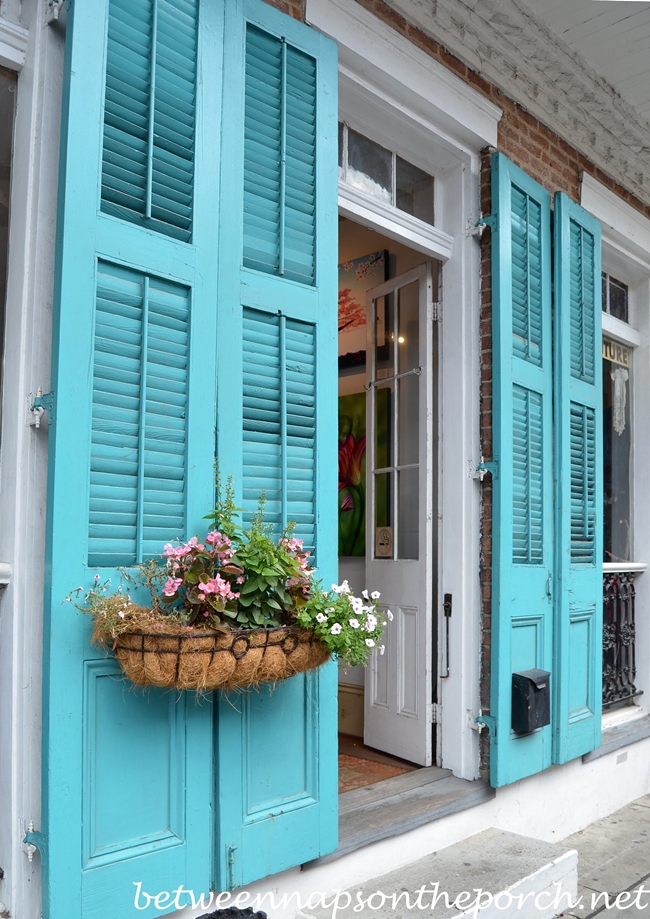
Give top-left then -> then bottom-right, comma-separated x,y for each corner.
364,264 -> 435,766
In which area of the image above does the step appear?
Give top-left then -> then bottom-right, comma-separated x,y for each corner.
300,829 -> 578,919
304,768 -> 495,867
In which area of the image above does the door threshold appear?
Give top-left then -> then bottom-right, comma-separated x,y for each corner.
303,767 -> 495,869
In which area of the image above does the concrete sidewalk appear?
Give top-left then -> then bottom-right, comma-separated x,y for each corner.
560,794 -> 650,918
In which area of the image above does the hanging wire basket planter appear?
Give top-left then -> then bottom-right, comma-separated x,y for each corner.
112,623 -> 330,690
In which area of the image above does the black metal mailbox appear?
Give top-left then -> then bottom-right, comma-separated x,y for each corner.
511,669 -> 550,733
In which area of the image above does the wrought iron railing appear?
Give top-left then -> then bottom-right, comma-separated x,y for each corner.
602,571 -> 641,708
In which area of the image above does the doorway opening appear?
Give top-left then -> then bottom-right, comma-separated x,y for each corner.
337,215 -> 440,793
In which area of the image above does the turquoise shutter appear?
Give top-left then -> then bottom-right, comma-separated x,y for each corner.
44,2 -> 221,917
490,154 -> 554,787
214,0 -> 338,887
553,193 -> 603,763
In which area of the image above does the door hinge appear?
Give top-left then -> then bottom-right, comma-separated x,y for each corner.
28,389 -> 55,427
471,455 -> 498,481
467,214 -> 496,238
23,821 -> 48,870
45,0 -> 63,24
433,300 -> 441,321
475,714 -> 496,738
429,702 -> 442,724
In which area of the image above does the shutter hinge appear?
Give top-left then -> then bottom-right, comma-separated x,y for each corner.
472,456 -> 498,481
475,714 -> 496,738
29,389 -> 55,427
467,214 -> 496,238
23,821 -> 48,870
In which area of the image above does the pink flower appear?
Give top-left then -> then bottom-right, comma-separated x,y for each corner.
163,577 -> 183,596
331,623 -> 342,635
197,574 -> 240,601
236,576 -> 245,585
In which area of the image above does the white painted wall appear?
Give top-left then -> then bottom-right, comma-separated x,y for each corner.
0,1 -> 64,916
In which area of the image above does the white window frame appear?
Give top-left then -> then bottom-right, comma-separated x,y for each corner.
307,0 -> 502,780
581,173 -> 650,725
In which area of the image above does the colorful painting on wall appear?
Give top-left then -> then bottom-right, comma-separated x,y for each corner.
338,250 -> 387,368
338,392 -> 366,556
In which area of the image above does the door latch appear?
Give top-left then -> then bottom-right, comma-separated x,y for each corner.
23,821 -> 48,869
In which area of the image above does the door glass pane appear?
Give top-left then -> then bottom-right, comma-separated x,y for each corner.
338,121 -> 344,176
398,374 -> 419,466
396,156 -> 434,225
398,282 -> 419,373
375,382 -> 393,469
398,467 -> 419,559
374,471 -> 393,559
347,128 -> 392,203
375,293 -> 394,377
603,351 -> 631,562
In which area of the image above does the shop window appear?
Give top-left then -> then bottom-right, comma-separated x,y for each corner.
603,335 -> 631,563
338,123 -> 434,225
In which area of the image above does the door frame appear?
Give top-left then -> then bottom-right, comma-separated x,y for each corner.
315,0 -> 498,780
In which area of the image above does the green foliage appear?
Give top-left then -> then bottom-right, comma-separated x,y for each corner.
67,476 -> 390,667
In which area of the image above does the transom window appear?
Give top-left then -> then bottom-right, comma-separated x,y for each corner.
338,123 -> 435,226
602,271 -> 629,323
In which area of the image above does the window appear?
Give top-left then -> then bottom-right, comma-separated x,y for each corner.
338,123 -> 434,225
603,334 -> 631,563
0,67 -> 16,432
603,271 -> 629,323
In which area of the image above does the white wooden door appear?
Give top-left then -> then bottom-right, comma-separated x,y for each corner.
364,263 -> 436,766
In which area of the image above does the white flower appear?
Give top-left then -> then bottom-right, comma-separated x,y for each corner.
316,612 -> 327,623
379,645 -> 385,655
386,610 -> 394,621
331,623 -> 342,635
325,607 -> 334,614
349,618 -> 360,629
365,614 -> 377,631
340,579 -> 351,594
362,589 -> 369,600
118,611 -> 125,619
365,638 -> 375,648
371,590 -> 381,599
350,596 -> 363,614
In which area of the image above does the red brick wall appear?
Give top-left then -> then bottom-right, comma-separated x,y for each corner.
262,0 -> 303,21
261,0 -> 650,779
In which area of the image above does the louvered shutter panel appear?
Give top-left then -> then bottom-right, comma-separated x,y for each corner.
43,2 -> 221,917
214,0 -> 338,887
553,192 -> 603,763
490,154 -> 554,787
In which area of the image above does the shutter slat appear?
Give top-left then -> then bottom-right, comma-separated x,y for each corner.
89,263 -> 189,566
101,0 -> 197,242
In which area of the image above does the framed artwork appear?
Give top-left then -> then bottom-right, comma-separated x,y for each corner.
338,250 -> 387,369
338,391 -> 367,556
